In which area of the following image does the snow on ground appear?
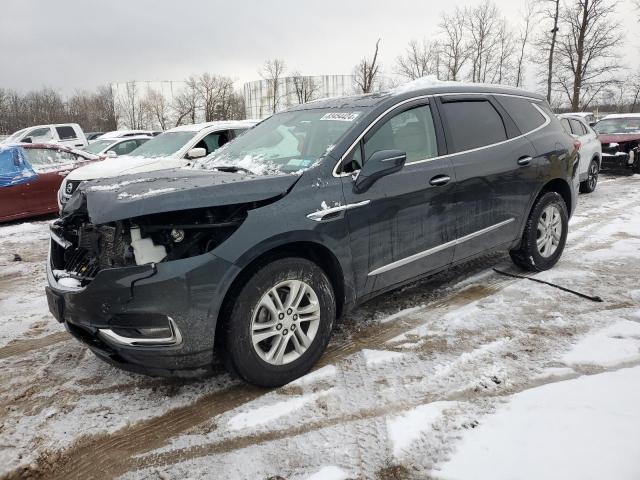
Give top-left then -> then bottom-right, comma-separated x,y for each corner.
0,175 -> 639,480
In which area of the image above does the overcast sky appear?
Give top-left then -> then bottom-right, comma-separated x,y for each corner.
1,0 -> 638,95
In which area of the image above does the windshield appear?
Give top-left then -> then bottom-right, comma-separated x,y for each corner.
195,108 -> 368,175
84,139 -> 114,154
128,131 -> 196,157
4,128 -> 29,143
594,118 -> 640,135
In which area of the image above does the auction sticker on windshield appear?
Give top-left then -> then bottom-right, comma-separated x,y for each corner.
320,112 -> 361,122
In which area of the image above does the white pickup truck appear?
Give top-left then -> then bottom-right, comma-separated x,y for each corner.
3,123 -> 88,149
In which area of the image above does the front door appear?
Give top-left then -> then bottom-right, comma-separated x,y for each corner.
338,100 -> 457,297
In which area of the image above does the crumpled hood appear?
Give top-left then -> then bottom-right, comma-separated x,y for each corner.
598,133 -> 640,144
65,155 -> 186,181
70,168 -> 301,224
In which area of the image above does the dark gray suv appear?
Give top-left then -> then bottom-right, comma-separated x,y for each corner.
46,84 -> 578,386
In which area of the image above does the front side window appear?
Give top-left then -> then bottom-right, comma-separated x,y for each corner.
112,139 -> 139,156
194,130 -> 231,156
28,127 -> 53,142
442,100 -> 507,153
196,108 -> 368,175
129,131 -> 196,158
84,139 -> 114,154
361,104 -> 438,166
56,126 -> 77,140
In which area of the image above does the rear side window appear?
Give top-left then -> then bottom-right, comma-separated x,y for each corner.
496,96 -> 546,134
560,118 -> 572,134
56,126 -> 77,140
441,100 -> 507,152
569,119 -> 587,136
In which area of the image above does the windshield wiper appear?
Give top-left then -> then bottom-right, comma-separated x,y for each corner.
212,165 -> 255,175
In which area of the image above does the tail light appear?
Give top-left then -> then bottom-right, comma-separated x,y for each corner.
573,139 -> 582,151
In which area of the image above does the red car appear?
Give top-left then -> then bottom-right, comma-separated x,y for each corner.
0,143 -> 101,223
594,114 -> 640,173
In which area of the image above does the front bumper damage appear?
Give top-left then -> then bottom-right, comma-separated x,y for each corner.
46,241 -> 240,377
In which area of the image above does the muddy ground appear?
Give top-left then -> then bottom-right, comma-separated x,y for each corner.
0,174 -> 639,480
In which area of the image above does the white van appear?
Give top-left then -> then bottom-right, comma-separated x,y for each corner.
58,120 -> 258,207
3,124 -> 88,149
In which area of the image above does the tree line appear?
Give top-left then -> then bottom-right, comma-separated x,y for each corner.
1,0 -> 638,135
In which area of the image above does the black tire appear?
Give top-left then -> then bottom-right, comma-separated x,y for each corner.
221,257 -> 335,387
509,192 -> 569,272
579,158 -> 599,193
633,153 -> 640,174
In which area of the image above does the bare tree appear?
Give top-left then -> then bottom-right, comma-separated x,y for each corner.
172,76 -> 199,127
515,0 -> 537,87
555,0 -> 624,111
628,70 -> 640,113
395,39 -> 443,80
492,19 -> 516,84
143,88 -> 169,130
535,0 -> 562,102
465,1 -> 503,83
354,39 -> 381,93
439,7 -> 469,81
115,81 -> 147,129
261,59 -> 286,114
290,72 -> 320,104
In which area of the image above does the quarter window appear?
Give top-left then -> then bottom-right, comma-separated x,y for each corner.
569,119 -> 587,136
441,100 -> 507,152
496,96 -> 546,134
364,105 -> 438,164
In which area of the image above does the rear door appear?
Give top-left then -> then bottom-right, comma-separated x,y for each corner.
339,99 -> 456,296
568,118 -> 596,177
437,94 -> 543,263
22,148 -> 76,214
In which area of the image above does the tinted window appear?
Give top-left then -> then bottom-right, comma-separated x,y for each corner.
364,105 -> 438,164
569,119 -> 587,136
496,96 -> 546,134
442,100 -> 507,152
56,126 -> 77,140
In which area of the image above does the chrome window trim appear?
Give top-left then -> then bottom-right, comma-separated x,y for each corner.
333,92 -> 550,177
368,217 -> 515,276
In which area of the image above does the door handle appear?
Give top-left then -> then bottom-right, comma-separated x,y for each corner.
518,156 -> 533,166
429,174 -> 451,186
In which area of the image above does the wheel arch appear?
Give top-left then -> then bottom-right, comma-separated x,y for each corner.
537,178 -> 573,217
215,240 -> 349,345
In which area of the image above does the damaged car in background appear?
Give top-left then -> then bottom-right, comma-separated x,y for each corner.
594,113 -> 640,174
46,83 -> 578,387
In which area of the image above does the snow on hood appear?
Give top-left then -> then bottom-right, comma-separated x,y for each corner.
70,167 -> 301,224
64,155 -> 186,182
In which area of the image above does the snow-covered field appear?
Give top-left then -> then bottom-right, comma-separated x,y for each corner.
0,175 -> 639,480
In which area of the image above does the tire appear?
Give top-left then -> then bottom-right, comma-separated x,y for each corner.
509,192 -> 569,272
221,257 -> 335,387
579,158 -> 599,193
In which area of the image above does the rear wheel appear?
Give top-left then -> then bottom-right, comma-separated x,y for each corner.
510,192 -> 569,272
579,159 -> 599,193
221,257 -> 335,387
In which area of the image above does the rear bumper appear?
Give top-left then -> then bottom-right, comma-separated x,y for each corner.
46,245 -> 241,377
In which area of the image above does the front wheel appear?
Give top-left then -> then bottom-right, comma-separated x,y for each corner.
579,159 -> 599,193
509,192 -> 569,272
221,257 -> 335,387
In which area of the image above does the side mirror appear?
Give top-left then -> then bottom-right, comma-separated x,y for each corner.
589,122 -> 596,127
186,147 -> 206,159
353,149 -> 406,193
22,137 -> 32,144
106,150 -> 117,158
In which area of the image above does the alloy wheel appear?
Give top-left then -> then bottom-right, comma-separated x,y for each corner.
251,280 -> 321,365
588,162 -> 598,190
536,204 -> 563,258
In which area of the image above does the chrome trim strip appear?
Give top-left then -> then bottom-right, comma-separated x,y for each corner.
368,218 -> 515,276
306,200 -> 371,222
333,93 -> 550,177
50,226 -> 72,249
99,317 -> 183,347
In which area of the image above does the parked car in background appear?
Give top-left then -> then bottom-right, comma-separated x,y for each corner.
565,111 -> 596,126
558,114 -> 602,193
83,135 -> 151,157
2,124 -> 88,149
58,120 -> 258,207
0,143 -> 100,222
85,132 -> 105,141
593,114 -> 640,174
47,84 -> 577,386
